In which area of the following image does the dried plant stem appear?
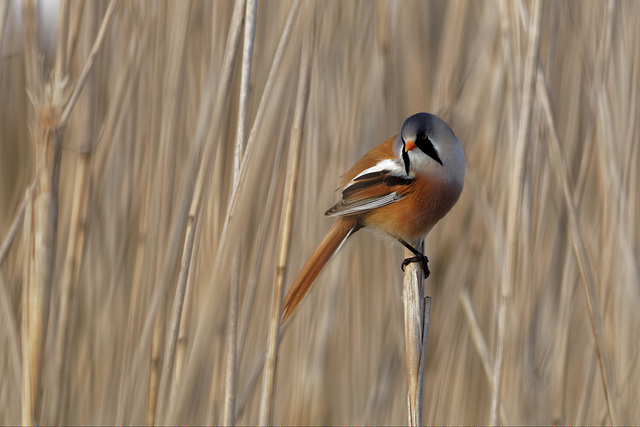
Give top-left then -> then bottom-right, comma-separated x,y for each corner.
0,269 -> 21,386
156,156 -> 203,423
147,2 -> 193,424
53,4 -> 107,418
551,243 -> 577,423
22,96 -> 65,425
235,323 -> 289,420
129,1 -> 246,420
459,290 -> 493,382
233,119 -> 290,421
211,0 -> 300,272
402,242 -> 429,426
459,289 -> 510,424
223,2 -> 256,424
18,2 -> 118,423
64,0 -> 85,72
22,0 -> 38,93
170,0 -> 245,400
146,310 -> 164,426
54,0 -> 70,80
537,69 -> 618,425
52,129 -> 92,423
492,0 -> 541,424
233,0 -> 256,183
60,0 -> 118,126
0,0 -> 9,55
21,188 -> 34,425
258,30 -> 312,425
0,180 -> 36,267
133,0 -> 244,388
237,114 -> 290,360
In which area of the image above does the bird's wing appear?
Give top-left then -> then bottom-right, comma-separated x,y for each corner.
325,159 -> 415,217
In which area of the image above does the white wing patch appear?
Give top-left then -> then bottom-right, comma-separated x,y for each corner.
325,192 -> 404,217
350,159 -> 407,183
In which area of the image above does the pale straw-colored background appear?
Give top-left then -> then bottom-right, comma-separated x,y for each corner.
1,0 -> 639,425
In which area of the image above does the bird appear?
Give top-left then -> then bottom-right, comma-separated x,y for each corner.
281,112 -> 465,323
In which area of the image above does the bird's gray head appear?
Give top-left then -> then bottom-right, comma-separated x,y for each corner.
394,112 -> 465,185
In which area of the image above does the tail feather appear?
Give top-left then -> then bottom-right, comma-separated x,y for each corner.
282,218 -> 357,323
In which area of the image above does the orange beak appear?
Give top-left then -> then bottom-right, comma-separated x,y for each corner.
404,140 -> 418,151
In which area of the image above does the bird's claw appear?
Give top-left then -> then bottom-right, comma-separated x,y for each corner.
401,254 -> 430,278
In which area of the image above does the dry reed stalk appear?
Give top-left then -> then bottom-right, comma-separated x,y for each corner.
223,2 -> 256,424
236,322 -> 290,421
210,0 -> 300,272
51,75 -> 92,423
550,247 -> 577,424
459,289 -> 492,383
155,157 -> 202,421
191,5 -> 300,411
258,26 -> 312,424
232,118 -> 292,420
0,180 -> 36,266
52,3 -> 106,420
224,254 -> 241,425
22,0 -> 38,94
60,0 -> 119,127
237,115 -> 289,360
459,289 -> 510,424
402,242 -> 429,426
431,0 -> 467,113
20,0 -> 88,405
152,0 -> 248,421
146,2 -> 193,422
536,69 -> 618,425
21,187 -> 34,425
22,78 -> 70,424
54,0 -> 69,81
113,24 -> 159,421
0,1 -> 9,53
172,0 -> 247,402
17,11 -> 118,419
146,308 -> 164,426
492,0 -> 541,424
19,2 -> 121,422
124,1 -> 246,421
0,269 -> 21,386
64,0 -> 86,72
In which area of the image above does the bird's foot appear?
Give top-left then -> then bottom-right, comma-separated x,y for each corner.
401,254 -> 430,278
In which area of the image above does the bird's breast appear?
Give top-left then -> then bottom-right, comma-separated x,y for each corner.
362,170 -> 463,240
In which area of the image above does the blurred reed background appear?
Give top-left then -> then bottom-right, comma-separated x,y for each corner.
1,0 -> 639,424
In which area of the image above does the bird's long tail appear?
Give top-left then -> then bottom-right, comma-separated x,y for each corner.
282,217 -> 358,323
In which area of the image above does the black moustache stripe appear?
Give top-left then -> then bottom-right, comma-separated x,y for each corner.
402,149 -> 410,174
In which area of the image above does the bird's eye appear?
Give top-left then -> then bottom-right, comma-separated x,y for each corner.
420,132 -> 428,140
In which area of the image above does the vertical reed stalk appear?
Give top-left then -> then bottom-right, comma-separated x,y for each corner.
402,242 -> 429,426
492,0 -> 541,424
17,2 -> 117,423
21,187 -> 34,425
146,1 -> 193,423
537,70 -> 618,425
22,82 -> 67,424
210,0 -> 300,271
0,181 -> 36,267
258,27 -> 313,425
172,0 -> 247,412
223,1 -> 256,424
